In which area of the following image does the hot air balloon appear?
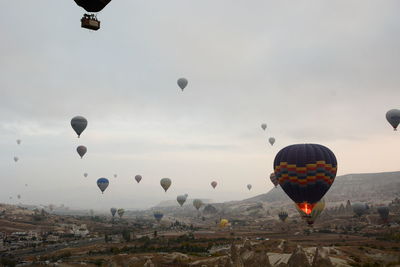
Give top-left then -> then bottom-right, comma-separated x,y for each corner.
352,202 -> 367,217
295,198 -> 325,225
16,139 -> 21,145
261,123 -> 267,131
13,156 -> 19,162
77,145 -> 87,158
73,0 -> 112,30
114,174 -> 117,178
160,178 -> 171,192
25,184 -> 28,187
117,208 -> 125,218
219,219 -> 229,228
377,206 -> 389,223
135,175 -> 142,183
84,173 -> 88,178
17,194 -> 21,200
270,173 -> 278,187
177,78 -> 188,91
97,178 -> 109,194
193,199 -> 203,211
177,195 -> 186,207
274,144 -> 337,215
386,109 -> 400,131
110,207 -> 117,217
278,211 -> 288,222
269,137 -> 275,146
153,211 -> 164,222
211,181 -> 217,189
247,184 -> 252,190
71,116 -> 88,138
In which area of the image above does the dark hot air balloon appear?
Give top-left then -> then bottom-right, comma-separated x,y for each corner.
274,144 -> 337,215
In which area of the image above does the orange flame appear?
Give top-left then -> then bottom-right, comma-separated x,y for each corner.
296,202 -> 316,215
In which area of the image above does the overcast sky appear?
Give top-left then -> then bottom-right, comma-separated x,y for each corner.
1,1 -> 399,211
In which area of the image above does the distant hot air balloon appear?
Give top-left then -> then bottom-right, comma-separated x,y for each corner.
377,206 -> 389,223
295,198 -> 325,225
16,139 -> 21,145
261,123 -> 267,131
268,137 -> 275,146
219,219 -> 229,228
177,78 -> 188,91
153,211 -> 164,222
247,184 -> 252,190
77,145 -> 87,159
97,178 -> 109,194
13,156 -> 19,162
114,174 -> 117,178
117,208 -> 125,218
270,173 -> 278,187
71,116 -> 88,138
193,199 -> 203,211
160,178 -> 172,192
135,175 -> 142,183
352,202 -> 367,217
17,194 -> 21,200
84,173 -> 88,178
274,144 -> 337,215
211,181 -> 217,189
386,109 -> 400,131
278,211 -> 288,222
110,207 -> 117,217
177,195 -> 186,207
25,184 -> 28,187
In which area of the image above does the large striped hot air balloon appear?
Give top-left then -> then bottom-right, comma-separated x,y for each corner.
274,144 -> 337,215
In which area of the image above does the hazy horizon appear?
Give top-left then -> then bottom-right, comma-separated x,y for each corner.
1,1 -> 400,209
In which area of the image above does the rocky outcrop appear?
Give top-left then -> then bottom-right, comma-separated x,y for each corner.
311,247 -> 333,267
287,245 -> 310,267
143,258 -> 155,267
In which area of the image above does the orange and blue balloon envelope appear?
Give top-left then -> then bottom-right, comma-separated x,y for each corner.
273,144 -> 337,215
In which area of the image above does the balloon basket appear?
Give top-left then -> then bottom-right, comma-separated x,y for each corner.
81,14 -> 100,31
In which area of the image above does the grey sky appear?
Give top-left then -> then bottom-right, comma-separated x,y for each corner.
1,1 -> 399,210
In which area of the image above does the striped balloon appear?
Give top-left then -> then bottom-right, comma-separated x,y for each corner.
274,144 -> 337,215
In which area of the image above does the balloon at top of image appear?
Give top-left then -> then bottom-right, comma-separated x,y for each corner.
73,0 -> 112,12
261,123 -> 267,131
273,143 -> 337,215
71,116 -> 88,138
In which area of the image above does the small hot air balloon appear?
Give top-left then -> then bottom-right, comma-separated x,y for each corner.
268,137 -> 275,146
274,144 -> 337,215
278,211 -> 288,222
114,174 -> 117,178
135,175 -> 142,183
25,184 -> 28,187
177,195 -> 186,207
97,178 -> 109,194
71,116 -> 88,138
117,208 -> 125,218
386,109 -> 400,131
219,219 -> 229,228
160,178 -> 171,192
84,173 -> 88,178
77,145 -> 87,158
193,199 -> 203,211
177,78 -> 188,91
377,206 -> 389,223
247,184 -> 252,190
16,139 -> 21,145
211,181 -> 217,189
110,207 -> 117,217
270,173 -> 278,187
261,123 -> 267,131
14,156 -> 19,162
153,211 -> 164,222
352,202 -> 367,217
17,194 -> 21,200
